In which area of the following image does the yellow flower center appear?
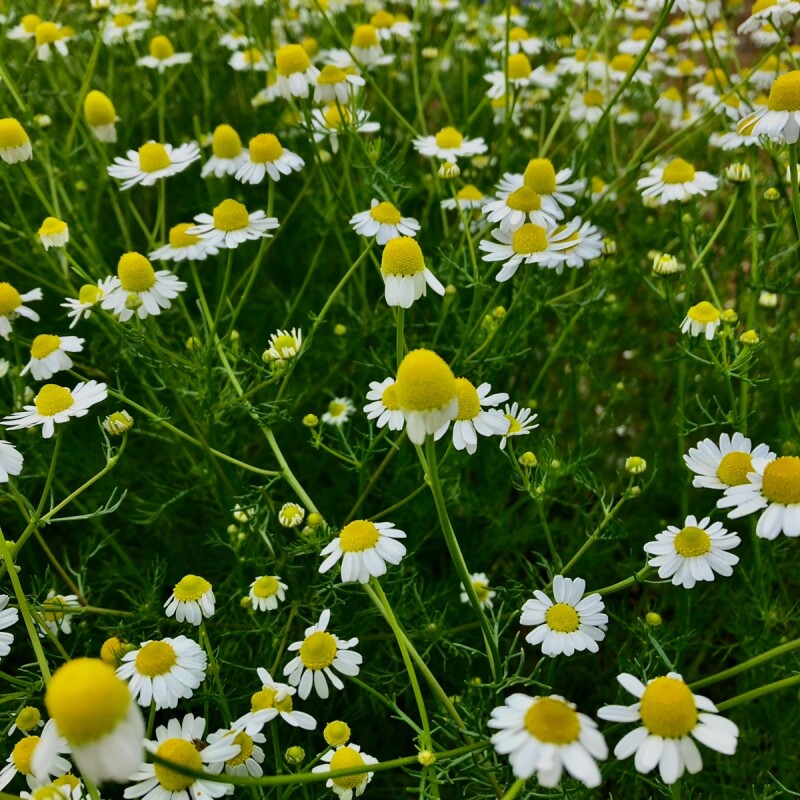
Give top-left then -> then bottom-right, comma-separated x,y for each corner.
118,252 -> 157,293
323,105 -> 350,129
53,774 -> 80,792
30,334 -> 61,360
632,26 -> 650,41
276,43 -> 311,76
227,731 -> 254,767
78,284 -> 103,305
473,580 -> 491,603
138,142 -> 171,173
173,574 -> 211,602
35,22 -> 60,46
243,47 -> 263,65
545,602 -> 580,632
169,223 -> 201,248
435,127 -> 464,149
662,158 -> 696,184
381,383 -> 400,410
100,636 -> 126,665
15,706 -> 42,732
639,677 -> 698,738
457,184 -> 483,200
395,349 -> 457,412
506,186 -> 542,212
0,118 -> 28,149
509,26 -> 529,41
0,282 -> 22,315
523,159 -> 557,195
299,630 -> 338,670
673,526 -> 712,557
35,385 -> 74,416
213,199 -> 250,231
327,401 -> 346,417
716,451 -> 753,486
381,237 -> 425,277
687,301 -> 720,324
453,377 -> 481,421
211,124 -> 242,158
370,10 -> 395,28
352,24 -> 379,48
249,133 -> 284,163
512,223 -> 548,254
272,333 -> 297,353
251,687 -> 293,713
523,698 -> 581,744
591,176 -> 606,193
45,658 -> 131,745
753,0 -> 777,11
149,34 -> 174,59
339,520 -> 380,552
761,456 -> 800,505
84,91 -> 116,127
135,640 -> 178,677
318,64 -> 347,84
154,739 -> 203,791
583,89 -> 604,107
768,71 -> 800,111
507,53 -> 532,79
39,217 -> 67,237
252,576 -> 280,598
330,747 -> 367,790
610,53 -> 635,72
324,720 -> 351,747
22,14 -> 42,32
504,414 -> 522,433
370,201 -> 401,225
662,88 -> 682,104
113,13 -> 134,27
12,737 -> 39,774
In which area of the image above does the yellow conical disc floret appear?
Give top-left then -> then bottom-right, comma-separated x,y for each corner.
768,71 -> 800,112
31,334 -> 61,360
523,159 -> 557,195
507,53 -> 532,79
276,44 -> 311,76
22,14 -> 42,33
84,91 -> 116,127
169,223 -> 201,248
35,385 -> 74,416
213,199 -> 250,231
371,202 -> 401,225
0,118 -> 29,149
381,237 -> 425,277
149,34 -> 174,59
0,282 -> 21,315
662,158 -> 695,184
39,217 -> 67,237
395,349 -> 456,412
339,520 -> 380,552
249,133 -> 283,163
512,223 -> 548,254
154,739 -> 202,791
435,127 -> 463,149
639,677 -> 697,738
352,24 -> 379,48
173,574 -> 211,601
317,64 -> 347,85
45,658 -> 132,745
35,22 -> 60,46
118,252 -> 156,292
212,124 -> 242,158
138,142 -> 171,172
329,747 -> 367,790
524,698 -> 580,744
453,377 -> 481,421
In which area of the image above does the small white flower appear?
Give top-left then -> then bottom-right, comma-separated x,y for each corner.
0,282 -> 42,339
275,43 -> 320,98
499,402 -> 538,450
228,47 -> 269,71
0,594 -> 19,658
206,727 -> 266,778
681,301 -> 721,340
460,572 -> 495,608
413,126 -> 487,161
189,199 -> 279,250
21,334 -> 84,381
107,141 -> 200,190
149,223 -> 219,262
310,106 -> 380,154
480,223 -> 577,282
61,279 -> 115,328
0,721 -> 71,791
233,668 -> 317,735
311,743 -> 378,800
482,185 -> 561,232
0,441 -> 24,483
235,133 -> 304,185
319,519 -> 407,584
136,35 -> 191,72
638,158 -> 718,204
350,199 -> 420,245
435,378 -> 509,454
37,591 -> 80,637
314,63 -> 365,104
201,124 -> 248,178
38,217 -> 69,250
684,432 -> 775,490
363,377 -> 404,432
164,574 -> 215,626
265,328 -> 302,361
496,159 -> 584,215
248,575 -> 287,612
322,397 -> 355,427
278,502 -> 305,527
380,237 -> 445,308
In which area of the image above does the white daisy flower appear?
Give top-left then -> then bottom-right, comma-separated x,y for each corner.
637,158 -> 718,205
520,575 -> 608,657
644,515 -> 740,589
102,13 -> 149,45
684,432 -> 775,491
264,328 -> 302,361
434,379 -> 509,455
459,572 -> 495,608
60,279 -> 116,328
274,43 -> 320,98
7,14 -> 41,41
310,106 -> 380,154
322,397 -> 355,427
248,575 -> 287,612
228,47 -> 269,71
489,693 -> 607,787
319,519 -> 407,584
0,594 -> 18,658
607,52 -> 651,85
164,574 -> 215,626
206,728 -> 265,778
483,53 -> 537,99
496,159 -> 585,214
350,24 -> 394,66
188,199 -> 279,249
738,71 -> 800,143
116,634 -> 207,710
0,118 -> 33,164
278,502 -> 305,527
2,722 -> 71,791
412,126 -> 487,162
499,402 -> 538,450
363,377 -> 404,432
556,49 -> 607,81
482,186 -> 561,232
440,184 -> 486,211
283,609 -> 362,700
34,23 -> 71,63
491,27 -> 543,56
37,592 -> 80,637
370,11 -> 413,41
136,35 -> 191,71
107,141 -> 199,190
83,90 -> 118,144
718,455 -> 800,539
380,237 -> 445,308
350,199 -> 420,245
101,252 -> 187,322
598,672 -> 738,785
311,744 -> 378,800
149,223 -> 218,262
219,31 -> 250,50
201,124 -> 248,178
313,64 -> 365,104
479,223 -> 577,282
123,714 -> 238,800
680,301 -> 721,340
21,335 -> 84,381
0,441 -> 24,483
38,217 -> 69,250
548,218 -> 604,271
738,0 -> 800,36
233,668 -> 317,735
2,381 -> 107,439
0,281 -> 42,339
569,89 -> 607,127
619,26 -> 666,55
235,133 -> 304,185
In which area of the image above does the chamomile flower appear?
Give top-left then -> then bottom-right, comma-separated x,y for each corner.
0,441 -> 24,483
38,217 -> 69,250
32,659 -> 144,784
235,134 -> 304,186
620,26 -> 666,55
206,728 -> 265,778
319,519 -> 407,584
229,47 -> 269,72
738,0 -> 800,36
482,186 -> 560,231
2,381 -> 107,439
380,237 -> 445,308
479,223 -> 576,282
164,574 -> 215,626
116,635 -> 207,709
0,281 -> 41,338
202,124 -> 248,178
189,199 -> 279,249
37,592 -> 80,637
350,24 -> 393,66
102,12 -> 149,45
738,71 -> 800,143
394,349 -> 458,444
0,594 -> 18,657
412,126 -> 487,162
265,328 -> 302,361
275,43 -> 319,98
520,576 -> 608,658
497,159 -> 584,213
314,64 -> 365,104
552,218 -> 604,271
638,158 -> 718,204
434,379 -> 509,454
9,707 -> 43,737
101,252 -> 187,322
363,377 -> 404,431
684,432 -> 775,491
283,609 -> 362,700
21,335 -> 84,381
233,669 -> 317,734
681,301 -> 721,340
61,279 -> 116,328
279,502 -> 305,527
484,53 -> 537,99
310,106 -> 380,154
440,185 -> 486,211
597,672 -> 738,785
489,694 -> 607,787
350,200 -> 420,245
644,515 -> 740,589
2,723 -> 71,791
123,714 -> 237,800
248,575 -> 287,612
136,34 -> 191,71
322,397 -> 355,427
0,118 -> 33,163
491,27 -> 543,56
7,14 -> 41,41
83,91 -> 118,144
718,455 -> 800,538
460,573 -> 496,608
107,140 -> 200,189
499,402 -> 538,450
149,223 -> 218,262
311,744 -> 377,800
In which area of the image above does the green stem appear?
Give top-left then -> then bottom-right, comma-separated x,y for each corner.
592,566 -> 653,596
691,637 -> 800,690
717,674 -> 800,712
396,307 -> 405,371
500,779 -> 526,800
789,141 -> 800,241
199,621 -> 231,724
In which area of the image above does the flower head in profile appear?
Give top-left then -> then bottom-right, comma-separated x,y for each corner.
248,575 -> 287,612
136,34 -> 191,72
412,126 -> 487,161
235,133 -> 304,185
684,432 -> 775,490
38,217 -> 69,250
363,377 -> 404,432
189,199 -> 279,249
311,743 -> 378,800
275,43 -> 319,98
737,70 -> 800,143
496,159 -> 584,213
314,63 -> 365,104
233,668 -> 317,734
265,328 -> 302,361
319,519 -> 407,584
499,402 -> 538,450
460,573 -> 496,608
681,301 -> 721,340
149,223 -> 218,262
638,158 -> 718,204
21,334 -> 84,381
0,118 -> 33,164
0,442 -> 23,483
60,279 -> 115,328
434,378 -> 509,454
107,140 -> 200,189
83,90 -> 118,143
380,238 -> 444,308
164,574 -> 215,625
350,199 -> 420,245
0,281 -> 42,339
202,124 -> 247,178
